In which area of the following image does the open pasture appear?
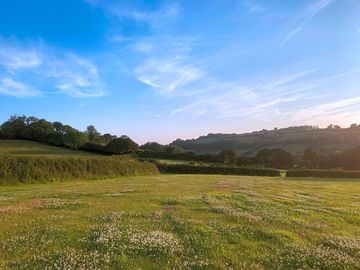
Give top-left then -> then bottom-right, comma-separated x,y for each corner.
0,175 -> 359,269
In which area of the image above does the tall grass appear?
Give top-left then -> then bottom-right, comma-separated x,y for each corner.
0,155 -> 159,184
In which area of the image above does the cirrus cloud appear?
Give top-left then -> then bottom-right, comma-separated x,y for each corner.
134,57 -> 203,94
0,78 -> 39,97
0,38 -> 106,98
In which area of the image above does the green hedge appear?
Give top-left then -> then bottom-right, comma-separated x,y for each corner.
286,170 -> 360,179
157,164 -> 280,177
0,155 -> 159,184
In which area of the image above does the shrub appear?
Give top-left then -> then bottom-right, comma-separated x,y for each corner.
79,143 -> 106,154
105,136 -> 138,154
0,155 -> 159,184
157,164 -> 280,177
286,170 -> 360,179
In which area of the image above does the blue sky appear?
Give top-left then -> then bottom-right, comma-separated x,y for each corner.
0,0 -> 359,143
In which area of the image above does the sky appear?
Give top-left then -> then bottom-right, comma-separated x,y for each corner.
0,0 -> 359,144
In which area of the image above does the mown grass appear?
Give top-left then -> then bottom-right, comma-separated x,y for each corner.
0,140 -> 98,157
0,175 -> 359,269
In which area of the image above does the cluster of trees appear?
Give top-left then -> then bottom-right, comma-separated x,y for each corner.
139,142 -> 360,170
0,116 -> 88,148
0,115 -> 139,154
139,144 -> 293,169
300,146 -> 360,170
1,115 -> 360,170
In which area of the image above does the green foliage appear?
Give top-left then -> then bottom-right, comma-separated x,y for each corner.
140,142 -> 166,152
0,155 -> 159,184
157,164 -> 280,176
286,169 -> 360,179
79,143 -> 106,154
338,146 -> 360,170
0,116 -> 88,149
0,115 -> 27,139
256,148 -> 293,169
216,149 -> 238,164
171,125 -> 360,156
98,133 -> 116,145
105,136 -> 139,154
0,115 -> 137,155
302,147 -> 325,169
164,145 -> 183,154
86,125 -> 100,144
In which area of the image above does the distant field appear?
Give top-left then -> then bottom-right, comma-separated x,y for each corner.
153,159 -> 193,165
0,140 -> 98,157
0,175 -> 359,269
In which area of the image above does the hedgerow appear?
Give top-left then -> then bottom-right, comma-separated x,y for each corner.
157,164 -> 280,177
286,170 -> 360,179
0,155 -> 159,184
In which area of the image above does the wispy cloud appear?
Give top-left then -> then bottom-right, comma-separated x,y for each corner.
171,68 -> 314,119
132,41 -> 153,52
168,62 -> 360,130
289,97 -> 360,125
243,1 -> 269,14
134,57 -> 203,94
0,78 -> 39,97
87,1 -> 179,32
118,4 -> 179,30
48,55 -> 105,98
0,38 -> 105,98
0,43 -> 42,71
319,68 -> 360,81
280,0 -> 333,47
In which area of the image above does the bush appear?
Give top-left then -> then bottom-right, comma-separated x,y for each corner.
79,143 -> 106,154
105,136 -> 138,154
157,164 -> 280,177
0,155 -> 159,184
286,170 -> 360,179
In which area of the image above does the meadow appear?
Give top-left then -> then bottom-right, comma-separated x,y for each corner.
1,174 -> 359,269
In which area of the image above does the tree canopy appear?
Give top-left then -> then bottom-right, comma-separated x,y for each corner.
0,115 -> 119,151
105,136 -> 139,154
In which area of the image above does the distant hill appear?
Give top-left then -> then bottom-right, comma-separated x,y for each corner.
0,140 -> 99,157
171,126 -> 360,156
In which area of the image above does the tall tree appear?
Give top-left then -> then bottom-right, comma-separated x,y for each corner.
339,146 -> 360,170
256,148 -> 293,169
303,147 -> 324,169
86,125 -> 100,144
217,150 -> 238,164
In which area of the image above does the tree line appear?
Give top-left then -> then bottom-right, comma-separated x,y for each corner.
1,115 -> 359,170
139,142 -> 360,170
0,115 -> 138,154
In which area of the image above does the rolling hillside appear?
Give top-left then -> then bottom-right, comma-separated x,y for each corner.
171,126 -> 360,156
0,140 -> 99,157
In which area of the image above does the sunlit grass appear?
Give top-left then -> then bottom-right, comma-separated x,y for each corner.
0,175 -> 359,269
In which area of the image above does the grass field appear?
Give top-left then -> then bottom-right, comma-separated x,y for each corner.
152,159 -> 192,165
0,175 -> 359,269
0,140 -> 98,157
